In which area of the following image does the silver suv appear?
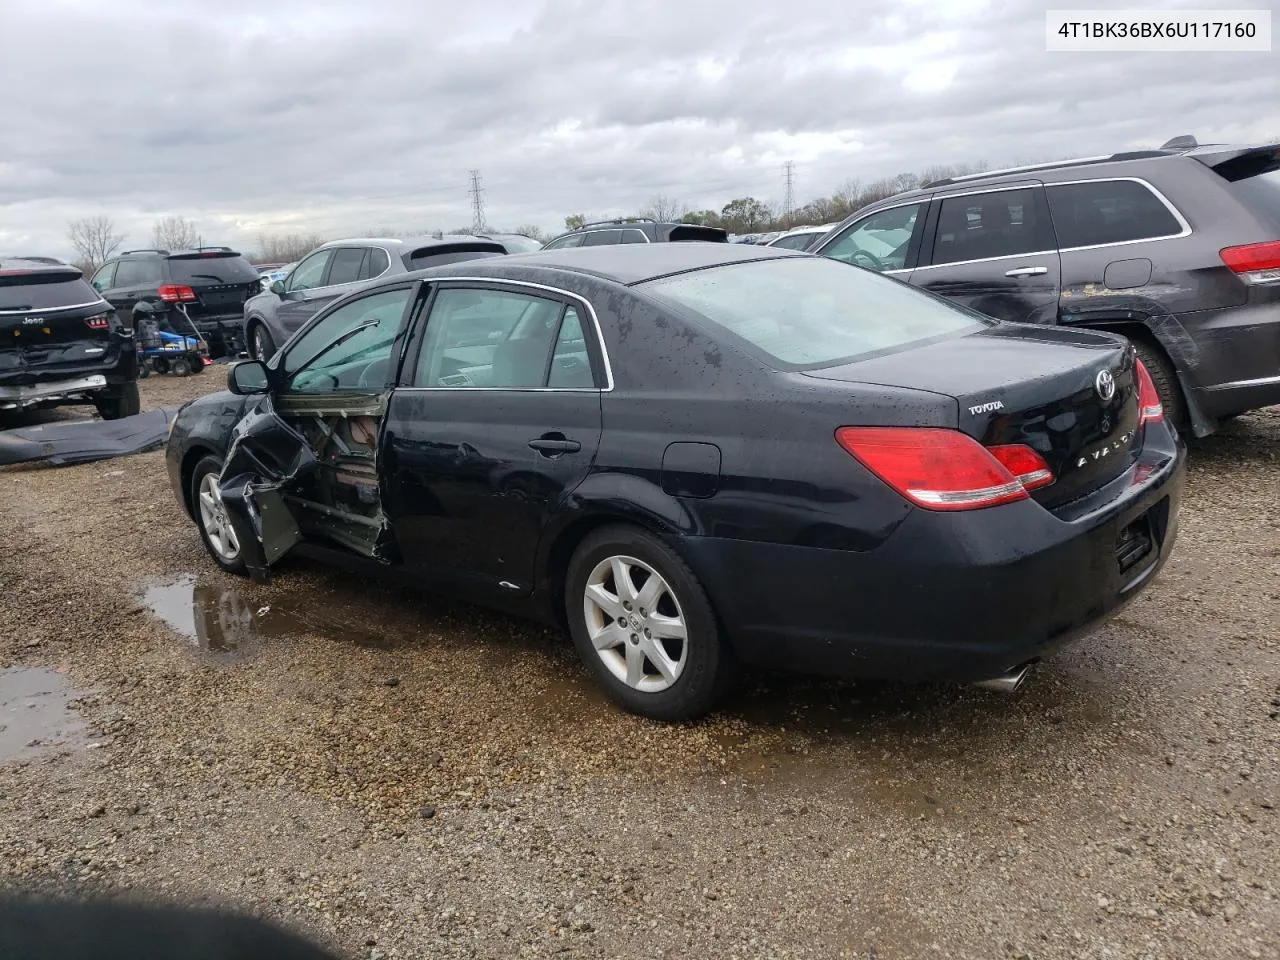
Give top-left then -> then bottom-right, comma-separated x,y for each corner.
812,136 -> 1280,436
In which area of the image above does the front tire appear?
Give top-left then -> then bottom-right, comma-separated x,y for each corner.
565,524 -> 732,721
94,381 -> 141,420
190,455 -> 246,575
249,322 -> 276,362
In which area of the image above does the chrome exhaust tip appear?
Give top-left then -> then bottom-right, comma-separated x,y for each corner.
972,662 -> 1032,694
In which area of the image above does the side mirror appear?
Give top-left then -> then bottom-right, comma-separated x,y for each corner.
270,279 -> 286,296
227,359 -> 270,395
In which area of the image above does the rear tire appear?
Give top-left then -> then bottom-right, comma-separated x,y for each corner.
1130,336 -> 1186,428
188,353 -> 207,374
190,455 -> 246,575
170,357 -> 191,377
564,524 -> 733,721
94,381 -> 141,420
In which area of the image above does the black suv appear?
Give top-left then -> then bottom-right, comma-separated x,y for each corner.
811,137 -> 1280,436
90,247 -> 262,359
0,259 -> 139,419
541,218 -> 728,249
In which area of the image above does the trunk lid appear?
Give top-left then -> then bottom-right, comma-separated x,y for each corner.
0,269 -> 117,377
804,324 -> 1140,509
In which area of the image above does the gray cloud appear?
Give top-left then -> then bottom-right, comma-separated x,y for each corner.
0,0 -> 1273,257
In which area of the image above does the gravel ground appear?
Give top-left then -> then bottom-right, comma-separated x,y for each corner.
0,373 -> 1277,959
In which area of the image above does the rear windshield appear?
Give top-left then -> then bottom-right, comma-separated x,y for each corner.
667,225 -> 727,243
402,245 -> 506,271
0,272 -> 101,312
641,256 -> 987,368
167,254 -> 260,284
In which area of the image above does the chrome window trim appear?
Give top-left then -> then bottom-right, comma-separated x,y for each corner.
913,250 -> 1060,272
0,297 -> 109,315
403,276 -> 615,392
1045,177 -> 1192,252
544,228 -> 652,250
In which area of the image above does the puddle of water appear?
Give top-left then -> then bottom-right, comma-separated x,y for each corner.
0,668 -> 88,763
140,574 -> 405,658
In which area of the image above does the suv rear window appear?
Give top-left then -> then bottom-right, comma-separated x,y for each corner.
642,256 -> 985,368
1046,180 -> 1184,248
0,271 -> 101,312
167,253 -> 260,284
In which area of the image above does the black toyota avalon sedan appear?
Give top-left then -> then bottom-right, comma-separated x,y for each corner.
165,243 -> 1184,720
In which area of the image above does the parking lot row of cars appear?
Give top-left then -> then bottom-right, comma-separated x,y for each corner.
3,135 -> 1277,717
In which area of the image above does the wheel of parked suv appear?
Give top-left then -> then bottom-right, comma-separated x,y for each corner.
1130,337 -> 1186,428
190,456 -> 246,575
564,525 -> 733,721
94,381 -> 141,421
250,323 -> 276,361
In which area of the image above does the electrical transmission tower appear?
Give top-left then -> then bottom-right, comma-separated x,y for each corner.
468,169 -> 487,233
782,161 -> 796,223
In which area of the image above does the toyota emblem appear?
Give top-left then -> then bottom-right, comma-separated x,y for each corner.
1095,369 -> 1116,402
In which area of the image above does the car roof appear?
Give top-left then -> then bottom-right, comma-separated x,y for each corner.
406,241 -> 806,287
317,234 -> 501,251
0,258 -> 82,276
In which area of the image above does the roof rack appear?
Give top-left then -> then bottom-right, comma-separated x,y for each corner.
193,245 -> 233,252
575,217 -> 657,230
123,248 -> 170,256
922,150 -> 1175,188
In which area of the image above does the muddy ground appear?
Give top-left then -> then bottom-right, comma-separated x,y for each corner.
0,373 -> 1277,959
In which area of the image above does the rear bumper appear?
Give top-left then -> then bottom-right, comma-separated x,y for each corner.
0,351 -> 137,407
0,374 -> 109,407
682,436 -> 1185,683
1178,298 -> 1280,418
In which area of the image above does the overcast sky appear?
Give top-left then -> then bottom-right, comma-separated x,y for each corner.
1,0 -> 1274,258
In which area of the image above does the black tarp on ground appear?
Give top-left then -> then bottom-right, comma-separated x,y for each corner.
0,406 -> 180,467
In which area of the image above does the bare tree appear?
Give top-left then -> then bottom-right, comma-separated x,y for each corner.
67,216 -> 125,271
640,194 -> 683,222
151,215 -> 200,251
511,224 -> 545,240
255,233 -> 326,264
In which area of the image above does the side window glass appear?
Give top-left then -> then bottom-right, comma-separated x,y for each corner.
546,234 -> 585,249
283,289 -> 412,393
90,262 -> 116,292
620,230 -> 647,244
414,288 -> 564,388
1047,180 -> 1184,248
547,307 -> 595,388
581,230 -> 623,246
285,250 -> 333,292
821,202 -> 923,271
113,259 -> 164,287
931,188 -> 1049,266
326,247 -> 367,287
362,247 -> 390,279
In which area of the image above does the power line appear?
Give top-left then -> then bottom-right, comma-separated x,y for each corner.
782,161 -> 795,221
468,169 -> 487,233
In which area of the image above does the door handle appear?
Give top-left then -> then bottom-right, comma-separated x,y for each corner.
1005,266 -> 1048,277
529,436 -> 581,455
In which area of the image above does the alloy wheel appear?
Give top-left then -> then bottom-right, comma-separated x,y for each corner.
197,472 -> 240,562
582,554 -> 688,693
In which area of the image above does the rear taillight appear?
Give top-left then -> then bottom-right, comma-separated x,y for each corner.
835,427 -> 1054,511
1220,241 -> 1280,285
988,444 -> 1055,491
1135,360 -> 1164,425
84,313 -> 111,331
158,284 -> 197,303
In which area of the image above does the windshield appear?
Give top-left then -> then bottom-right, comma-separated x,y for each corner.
167,254 -> 260,284
494,235 -> 543,253
641,256 -> 987,368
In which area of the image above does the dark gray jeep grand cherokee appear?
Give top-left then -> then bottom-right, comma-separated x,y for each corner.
812,136 -> 1280,436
